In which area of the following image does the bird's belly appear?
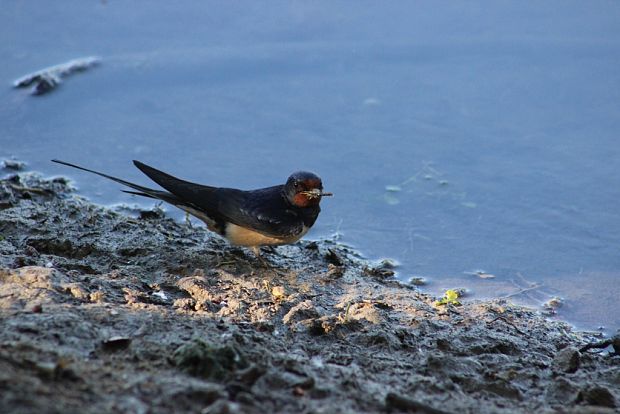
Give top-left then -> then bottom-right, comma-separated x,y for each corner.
224,223 -> 309,247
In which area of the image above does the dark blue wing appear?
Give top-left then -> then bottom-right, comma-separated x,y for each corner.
216,186 -> 306,238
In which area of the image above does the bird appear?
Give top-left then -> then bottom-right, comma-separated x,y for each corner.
51,159 -> 332,258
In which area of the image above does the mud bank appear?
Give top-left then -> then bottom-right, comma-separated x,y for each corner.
0,172 -> 618,414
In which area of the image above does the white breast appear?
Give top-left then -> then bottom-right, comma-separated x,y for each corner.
224,223 -> 310,247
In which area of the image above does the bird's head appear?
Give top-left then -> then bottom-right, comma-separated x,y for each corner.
284,171 -> 333,208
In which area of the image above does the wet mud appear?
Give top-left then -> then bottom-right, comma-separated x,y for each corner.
0,172 -> 618,413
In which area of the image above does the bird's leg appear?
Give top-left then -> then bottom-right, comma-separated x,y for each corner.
251,246 -> 270,267
250,246 -> 289,276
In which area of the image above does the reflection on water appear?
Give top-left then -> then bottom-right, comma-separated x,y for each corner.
1,2 -> 619,332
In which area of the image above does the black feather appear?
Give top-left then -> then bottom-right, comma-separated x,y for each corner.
52,159 -> 322,240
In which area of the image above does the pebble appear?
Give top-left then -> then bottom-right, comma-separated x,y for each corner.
552,347 -> 581,374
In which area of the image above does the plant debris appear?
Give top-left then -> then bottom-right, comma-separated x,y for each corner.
13,56 -> 100,95
434,289 -> 461,306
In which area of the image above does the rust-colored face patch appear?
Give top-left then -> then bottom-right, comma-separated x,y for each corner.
293,192 -> 316,207
291,178 -> 324,207
286,172 -> 330,207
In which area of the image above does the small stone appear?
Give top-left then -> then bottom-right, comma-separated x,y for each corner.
34,359 -> 78,381
552,347 -> 580,374
363,263 -> 395,279
545,378 -> 578,405
177,276 -> 212,303
24,245 -> 39,257
304,241 -> 319,250
282,301 -> 320,325
544,296 -> 564,313
577,385 -> 616,408
152,290 -> 168,301
236,364 -> 265,386
102,336 -> 132,352
173,339 -> 247,381
409,276 -> 427,286
385,393 -> 449,414
378,258 -> 398,269
2,159 -> 26,171
325,249 -> 343,266
611,332 -> 620,355
34,361 -> 58,379
252,320 -> 274,333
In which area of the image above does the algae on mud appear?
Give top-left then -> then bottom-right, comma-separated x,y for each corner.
0,172 -> 618,414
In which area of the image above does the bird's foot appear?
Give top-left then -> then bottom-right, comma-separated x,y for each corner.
250,246 -> 272,267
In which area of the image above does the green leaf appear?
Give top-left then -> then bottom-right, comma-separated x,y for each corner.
434,289 -> 461,307
445,289 -> 459,302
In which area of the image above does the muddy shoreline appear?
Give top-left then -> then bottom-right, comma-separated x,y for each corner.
0,172 -> 618,413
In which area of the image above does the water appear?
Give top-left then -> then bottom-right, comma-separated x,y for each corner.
1,2 -> 619,332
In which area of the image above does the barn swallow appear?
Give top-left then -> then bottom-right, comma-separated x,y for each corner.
51,159 -> 332,257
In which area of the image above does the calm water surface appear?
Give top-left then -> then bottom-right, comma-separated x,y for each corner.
1,2 -> 619,332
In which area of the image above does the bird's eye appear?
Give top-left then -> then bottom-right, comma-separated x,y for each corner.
293,181 -> 300,188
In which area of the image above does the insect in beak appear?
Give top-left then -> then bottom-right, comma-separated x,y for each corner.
301,189 -> 333,199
